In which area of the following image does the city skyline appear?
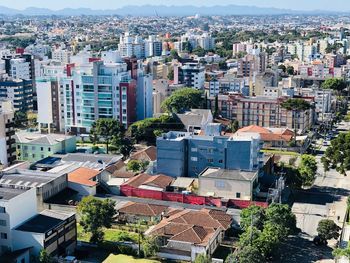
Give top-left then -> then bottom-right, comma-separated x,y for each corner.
0,0 -> 349,12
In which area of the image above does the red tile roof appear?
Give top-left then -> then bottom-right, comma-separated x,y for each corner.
123,173 -> 173,189
118,201 -> 168,217
130,146 -> 157,162
68,167 -> 100,187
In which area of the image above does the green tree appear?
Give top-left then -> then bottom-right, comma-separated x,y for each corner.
194,254 -> 211,263
227,120 -> 240,133
167,68 -> 174,81
265,203 -> 297,237
317,219 -> 341,242
127,160 -> 142,172
89,118 -> 125,154
286,66 -> 295,75
278,64 -> 286,73
298,154 -> 318,186
227,245 -> 265,263
111,137 -> 134,159
14,111 -> 28,128
240,205 -> 266,231
281,98 -> 311,143
126,160 -> 149,172
142,236 -> 159,258
192,46 -> 206,57
322,132 -> 350,175
213,95 -> 219,118
77,196 -> 116,243
38,249 -> 55,263
128,115 -> 184,144
322,78 -> 347,96
161,88 -> 203,113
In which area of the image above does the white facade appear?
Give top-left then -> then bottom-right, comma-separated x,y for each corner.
37,80 -> 54,125
0,187 -> 37,255
52,49 -> 72,64
9,58 -> 30,80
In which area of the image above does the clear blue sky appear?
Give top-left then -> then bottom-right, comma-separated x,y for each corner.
1,0 -> 349,12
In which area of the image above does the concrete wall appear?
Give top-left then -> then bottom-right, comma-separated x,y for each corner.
68,182 -> 96,197
199,176 -> 253,200
12,231 -> 43,256
157,138 -> 187,177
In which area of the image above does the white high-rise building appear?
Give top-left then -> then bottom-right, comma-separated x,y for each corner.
118,32 -> 145,59
9,58 -> 30,80
52,49 -> 72,64
0,99 -> 15,167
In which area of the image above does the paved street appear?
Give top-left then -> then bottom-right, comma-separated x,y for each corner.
287,121 -> 350,262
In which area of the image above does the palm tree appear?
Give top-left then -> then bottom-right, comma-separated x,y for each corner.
281,98 -> 311,145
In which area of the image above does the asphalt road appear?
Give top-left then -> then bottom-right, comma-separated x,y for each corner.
286,121 -> 350,263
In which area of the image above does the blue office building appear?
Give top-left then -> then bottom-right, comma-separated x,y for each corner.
157,131 -> 263,178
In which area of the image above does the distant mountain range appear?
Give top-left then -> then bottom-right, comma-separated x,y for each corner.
0,4 -> 347,16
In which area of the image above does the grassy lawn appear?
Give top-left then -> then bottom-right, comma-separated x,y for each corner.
103,254 -> 161,263
262,149 -> 300,156
77,224 -> 139,243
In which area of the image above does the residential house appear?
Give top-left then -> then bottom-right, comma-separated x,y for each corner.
15,132 -> 76,163
116,201 -> 168,224
67,167 -> 100,197
198,167 -> 259,201
146,208 -> 232,261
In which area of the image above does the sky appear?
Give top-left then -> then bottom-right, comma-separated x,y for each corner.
0,0 -> 349,12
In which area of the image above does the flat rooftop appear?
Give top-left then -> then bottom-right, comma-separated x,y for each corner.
0,169 -> 64,188
15,210 -> 75,233
0,186 -> 29,200
200,168 -> 257,181
15,131 -> 75,145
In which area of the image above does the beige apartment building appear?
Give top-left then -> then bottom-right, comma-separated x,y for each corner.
211,94 -> 314,134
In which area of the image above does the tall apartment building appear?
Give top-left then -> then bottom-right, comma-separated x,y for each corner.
61,60 -> 136,134
174,63 -> 205,89
208,76 -> 248,97
52,49 -> 72,64
157,131 -> 263,178
36,77 -> 62,132
209,94 -> 314,133
237,53 -> 267,77
0,77 -> 33,112
0,186 -> 37,256
0,99 -> 15,167
118,32 -> 145,59
145,36 -> 163,57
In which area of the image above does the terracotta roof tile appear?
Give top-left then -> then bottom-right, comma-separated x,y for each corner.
68,167 -> 100,187
118,202 -> 168,217
124,174 -> 173,189
130,146 -> 157,162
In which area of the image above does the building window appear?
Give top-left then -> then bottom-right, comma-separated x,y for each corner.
1,233 -> 7,239
191,157 -> 198,162
215,180 -> 225,189
32,146 -> 35,150
40,147 -> 44,151
0,220 -> 6,226
48,147 -> 51,152
191,148 -> 197,152
207,159 -> 213,163
236,193 -> 241,198
219,160 -> 223,164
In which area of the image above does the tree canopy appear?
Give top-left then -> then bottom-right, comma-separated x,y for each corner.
317,219 -> 341,241
127,115 -> 184,145
229,204 -> 297,261
322,132 -> 350,175
322,78 -> 347,94
90,118 -> 125,153
77,196 -> 116,243
298,155 -> 318,187
281,98 -> 311,112
161,88 -> 203,113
